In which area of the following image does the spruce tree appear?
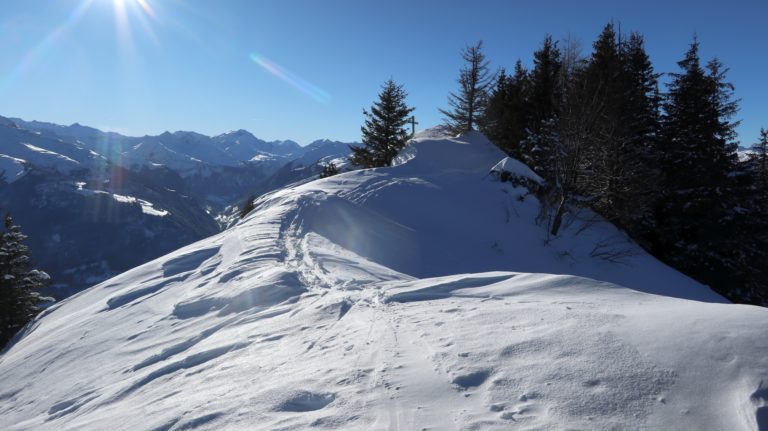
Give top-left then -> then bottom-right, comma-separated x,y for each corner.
350,79 -> 415,168
0,214 -> 50,349
523,35 -> 562,180
319,162 -> 339,178
656,38 -> 740,288
239,196 -> 256,219
577,23 -> 624,217
481,60 -> 530,160
619,32 -> 663,239
749,128 -> 768,189
732,129 -> 768,305
578,26 -> 662,238
440,41 -> 494,134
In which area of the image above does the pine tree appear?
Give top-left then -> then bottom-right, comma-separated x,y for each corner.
523,35 -> 562,180
656,38 -> 741,288
319,162 -> 339,178
577,26 -> 662,238
731,129 -> 768,305
239,195 -> 256,219
619,32 -> 663,239
749,128 -> 768,190
0,214 -> 50,349
350,79 -> 415,168
481,60 -> 530,160
440,41 -> 494,134
576,23 -> 624,217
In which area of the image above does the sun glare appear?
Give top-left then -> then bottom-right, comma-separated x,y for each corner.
112,0 -> 156,19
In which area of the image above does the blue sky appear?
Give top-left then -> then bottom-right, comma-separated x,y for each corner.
0,0 -> 765,145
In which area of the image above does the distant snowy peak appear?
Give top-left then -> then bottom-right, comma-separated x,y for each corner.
2,115 -> 363,177
212,130 -> 302,159
0,115 -> 18,129
9,117 -> 125,145
291,139 -> 357,167
0,119 -> 103,175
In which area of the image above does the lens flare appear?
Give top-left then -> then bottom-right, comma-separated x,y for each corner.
0,0 -> 95,91
1,0 -> 162,93
249,53 -> 331,105
136,0 -> 156,18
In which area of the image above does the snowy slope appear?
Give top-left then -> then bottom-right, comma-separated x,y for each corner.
212,129 -> 302,160
0,115 -> 363,298
9,117 -> 303,172
1,132 -> 767,430
0,118 -> 103,176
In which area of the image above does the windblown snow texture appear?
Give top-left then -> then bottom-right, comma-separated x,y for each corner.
1,131 -> 766,430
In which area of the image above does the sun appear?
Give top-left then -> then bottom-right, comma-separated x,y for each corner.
113,0 -> 155,18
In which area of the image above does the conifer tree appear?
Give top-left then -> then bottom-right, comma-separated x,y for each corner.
481,60 -> 530,160
577,25 -> 662,237
523,35 -> 562,180
440,41 -> 494,134
732,129 -> 768,304
239,195 -> 256,219
655,38 -> 740,286
319,162 -> 339,178
0,214 -> 50,349
350,79 -> 415,168
749,128 -> 768,190
619,32 -> 663,236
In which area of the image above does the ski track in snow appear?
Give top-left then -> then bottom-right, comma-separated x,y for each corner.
1,132 -> 767,430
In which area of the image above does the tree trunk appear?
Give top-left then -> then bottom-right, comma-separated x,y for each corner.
550,192 -> 567,236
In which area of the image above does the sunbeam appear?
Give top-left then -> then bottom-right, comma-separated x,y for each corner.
249,53 -> 332,105
0,0 -> 163,93
136,0 -> 156,18
0,0 -> 95,91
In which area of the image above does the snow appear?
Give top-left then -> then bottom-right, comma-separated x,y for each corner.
111,193 -> 170,217
0,120 -> 101,174
0,154 -> 26,183
490,156 -> 544,185
1,132 -> 767,430
74,184 -> 170,217
22,143 -> 79,164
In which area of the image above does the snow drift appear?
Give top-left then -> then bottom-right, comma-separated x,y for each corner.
1,131 -> 766,430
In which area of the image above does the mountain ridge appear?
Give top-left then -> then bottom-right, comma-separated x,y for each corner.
2,131 -> 764,430
0,114 -> 359,298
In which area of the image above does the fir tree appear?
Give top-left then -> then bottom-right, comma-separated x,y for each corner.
350,79 -> 415,168
655,38 -> 741,289
578,26 -> 662,238
440,41 -> 494,134
239,195 -> 256,219
319,162 -> 339,178
0,214 -> 50,349
481,60 -> 530,160
749,128 -> 768,190
523,35 -> 562,180
731,129 -> 768,305
618,32 -> 663,239
528,35 -> 562,127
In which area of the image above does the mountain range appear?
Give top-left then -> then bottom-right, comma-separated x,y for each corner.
0,115 -> 358,298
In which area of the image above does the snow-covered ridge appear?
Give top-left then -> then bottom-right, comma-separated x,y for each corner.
0,114 -> 360,296
2,115 -> 354,175
74,182 -> 169,217
0,132 -> 766,430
